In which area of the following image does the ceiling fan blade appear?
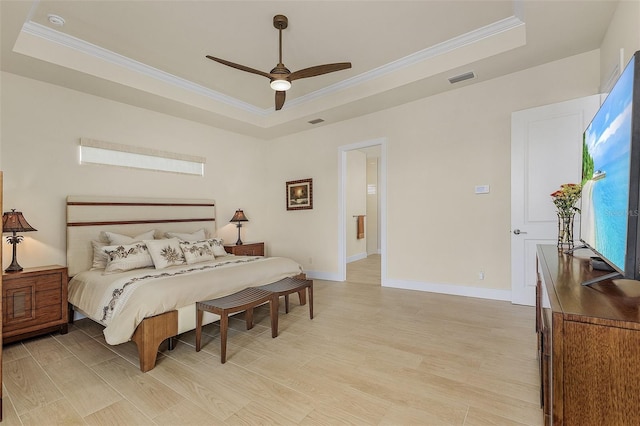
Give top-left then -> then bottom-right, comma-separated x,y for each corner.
289,62 -> 352,81
275,91 -> 286,110
205,55 -> 271,79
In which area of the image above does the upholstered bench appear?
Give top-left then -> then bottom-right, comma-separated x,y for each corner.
195,287 -> 278,363
258,277 -> 313,319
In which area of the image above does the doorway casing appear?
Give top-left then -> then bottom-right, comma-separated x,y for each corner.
338,138 -> 387,284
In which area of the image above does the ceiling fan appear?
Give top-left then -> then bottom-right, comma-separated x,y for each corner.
206,14 -> 352,111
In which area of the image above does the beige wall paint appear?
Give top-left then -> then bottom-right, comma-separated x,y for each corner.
0,51 -> 609,296
265,50 -> 600,293
0,72 -> 268,270
599,0 -> 640,91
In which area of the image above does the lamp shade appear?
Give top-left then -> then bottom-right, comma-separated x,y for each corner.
230,209 -> 249,223
2,210 -> 37,233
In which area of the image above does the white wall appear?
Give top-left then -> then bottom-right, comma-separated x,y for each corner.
366,156 -> 379,255
0,72 -> 268,270
264,51 -> 601,295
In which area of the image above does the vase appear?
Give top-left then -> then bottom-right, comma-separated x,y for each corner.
557,212 -> 575,250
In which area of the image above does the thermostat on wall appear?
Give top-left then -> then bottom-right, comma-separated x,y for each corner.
475,185 -> 490,194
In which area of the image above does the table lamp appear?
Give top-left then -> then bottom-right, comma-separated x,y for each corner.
2,209 -> 37,272
230,209 -> 249,245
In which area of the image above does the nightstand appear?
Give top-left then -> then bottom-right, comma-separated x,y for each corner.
2,265 -> 68,343
224,242 -> 265,256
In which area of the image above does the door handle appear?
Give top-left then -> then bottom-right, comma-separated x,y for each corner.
513,229 -> 528,235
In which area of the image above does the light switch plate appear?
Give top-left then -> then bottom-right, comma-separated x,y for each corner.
475,185 -> 490,194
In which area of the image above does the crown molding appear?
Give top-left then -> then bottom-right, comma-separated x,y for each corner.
285,15 -> 525,109
20,21 -> 268,116
19,13 -> 524,117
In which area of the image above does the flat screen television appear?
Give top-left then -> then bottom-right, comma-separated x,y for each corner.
580,50 -> 640,285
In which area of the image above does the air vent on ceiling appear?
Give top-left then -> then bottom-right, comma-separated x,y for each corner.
308,118 -> 325,125
448,71 -> 476,84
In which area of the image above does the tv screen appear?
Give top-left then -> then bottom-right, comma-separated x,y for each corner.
581,51 -> 640,280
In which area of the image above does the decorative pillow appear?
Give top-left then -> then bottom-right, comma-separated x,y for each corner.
144,238 -> 186,269
165,229 -> 206,242
103,243 -> 153,273
209,238 -> 228,257
179,239 -> 216,265
104,230 -> 156,245
91,240 -> 109,270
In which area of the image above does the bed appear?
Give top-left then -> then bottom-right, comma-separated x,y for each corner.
66,196 -> 303,371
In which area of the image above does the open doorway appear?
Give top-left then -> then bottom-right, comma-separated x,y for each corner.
338,138 -> 386,285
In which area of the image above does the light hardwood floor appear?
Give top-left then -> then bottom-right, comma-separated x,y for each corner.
1,275 -> 541,425
346,254 -> 381,286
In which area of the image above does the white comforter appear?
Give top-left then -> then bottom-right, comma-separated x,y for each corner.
68,256 -> 303,345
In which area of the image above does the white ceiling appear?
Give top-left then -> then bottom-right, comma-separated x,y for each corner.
1,1 -> 618,139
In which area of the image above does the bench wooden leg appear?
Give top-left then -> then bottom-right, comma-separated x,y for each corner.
270,296 -> 279,338
195,308 -> 203,352
220,312 -> 229,363
284,294 -> 290,313
308,285 -> 314,319
298,289 -> 307,306
245,308 -> 254,330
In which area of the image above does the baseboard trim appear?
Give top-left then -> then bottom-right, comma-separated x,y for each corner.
347,252 -> 367,264
383,279 -> 512,301
297,271 -> 512,302
305,270 -> 342,281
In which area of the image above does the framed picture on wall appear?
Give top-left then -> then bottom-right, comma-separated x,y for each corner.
286,178 -> 313,210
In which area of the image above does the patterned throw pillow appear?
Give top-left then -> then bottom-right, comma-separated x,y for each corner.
165,229 -> 206,242
179,240 -> 216,265
102,243 -> 154,273
144,238 -> 186,269
209,238 -> 228,257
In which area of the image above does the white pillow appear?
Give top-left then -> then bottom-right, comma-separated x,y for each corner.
144,238 -> 186,269
179,239 -> 216,265
104,230 -> 156,245
165,229 -> 206,242
103,243 -> 153,273
90,240 -> 108,270
210,238 -> 228,257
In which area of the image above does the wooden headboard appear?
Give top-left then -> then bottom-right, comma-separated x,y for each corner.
66,196 -> 216,277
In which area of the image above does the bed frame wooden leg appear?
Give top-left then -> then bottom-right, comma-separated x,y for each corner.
131,310 -> 178,372
68,303 -> 75,324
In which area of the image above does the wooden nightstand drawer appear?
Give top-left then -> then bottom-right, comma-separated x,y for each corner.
224,242 -> 265,256
3,265 -> 68,343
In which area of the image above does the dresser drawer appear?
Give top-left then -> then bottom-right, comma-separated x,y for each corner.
224,242 -> 265,256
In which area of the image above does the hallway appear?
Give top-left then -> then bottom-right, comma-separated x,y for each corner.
346,254 -> 381,285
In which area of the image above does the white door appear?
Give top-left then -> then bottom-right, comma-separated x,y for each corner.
511,95 -> 600,305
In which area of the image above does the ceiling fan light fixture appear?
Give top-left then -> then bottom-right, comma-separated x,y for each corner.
270,79 -> 291,91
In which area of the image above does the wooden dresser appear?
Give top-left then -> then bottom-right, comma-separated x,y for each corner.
2,265 -> 68,344
536,245 -> 640,425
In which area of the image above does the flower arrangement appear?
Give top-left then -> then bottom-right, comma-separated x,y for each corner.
551,183 -> 582,249
550,183 -> 582,217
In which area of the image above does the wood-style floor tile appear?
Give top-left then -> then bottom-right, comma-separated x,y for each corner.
1,255 -> 543,425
